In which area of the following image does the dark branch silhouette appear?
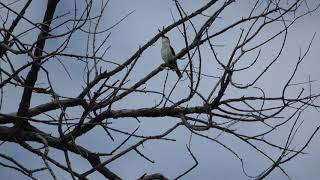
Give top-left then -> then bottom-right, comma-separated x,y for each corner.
0,0 -> 319,179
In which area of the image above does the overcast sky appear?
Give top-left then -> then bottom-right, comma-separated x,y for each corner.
1,0 -> 320,179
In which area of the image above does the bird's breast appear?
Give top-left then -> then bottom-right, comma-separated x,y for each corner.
161,47 -> 173,63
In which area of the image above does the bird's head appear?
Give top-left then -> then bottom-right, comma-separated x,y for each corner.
161,35 -> 170,45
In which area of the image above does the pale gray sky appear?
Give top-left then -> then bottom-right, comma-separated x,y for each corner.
1,0 -> 320,179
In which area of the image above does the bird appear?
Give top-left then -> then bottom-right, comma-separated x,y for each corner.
161,35 -> 182,78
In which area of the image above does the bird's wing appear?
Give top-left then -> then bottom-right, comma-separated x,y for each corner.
170,46 -> 176,57
168,46 -> 182,78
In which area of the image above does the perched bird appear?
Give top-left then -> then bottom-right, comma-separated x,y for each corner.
161,35 -> 182,78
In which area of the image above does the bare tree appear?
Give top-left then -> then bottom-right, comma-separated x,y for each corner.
0,0 -> 319,179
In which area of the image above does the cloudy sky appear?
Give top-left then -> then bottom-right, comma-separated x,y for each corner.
1,0 -> 320,179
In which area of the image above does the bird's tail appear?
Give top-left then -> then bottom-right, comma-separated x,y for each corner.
175,69 -> 182,78
170,61 -> 182,78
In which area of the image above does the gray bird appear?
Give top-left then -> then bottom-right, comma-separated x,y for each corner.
161,35 -> 182,78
